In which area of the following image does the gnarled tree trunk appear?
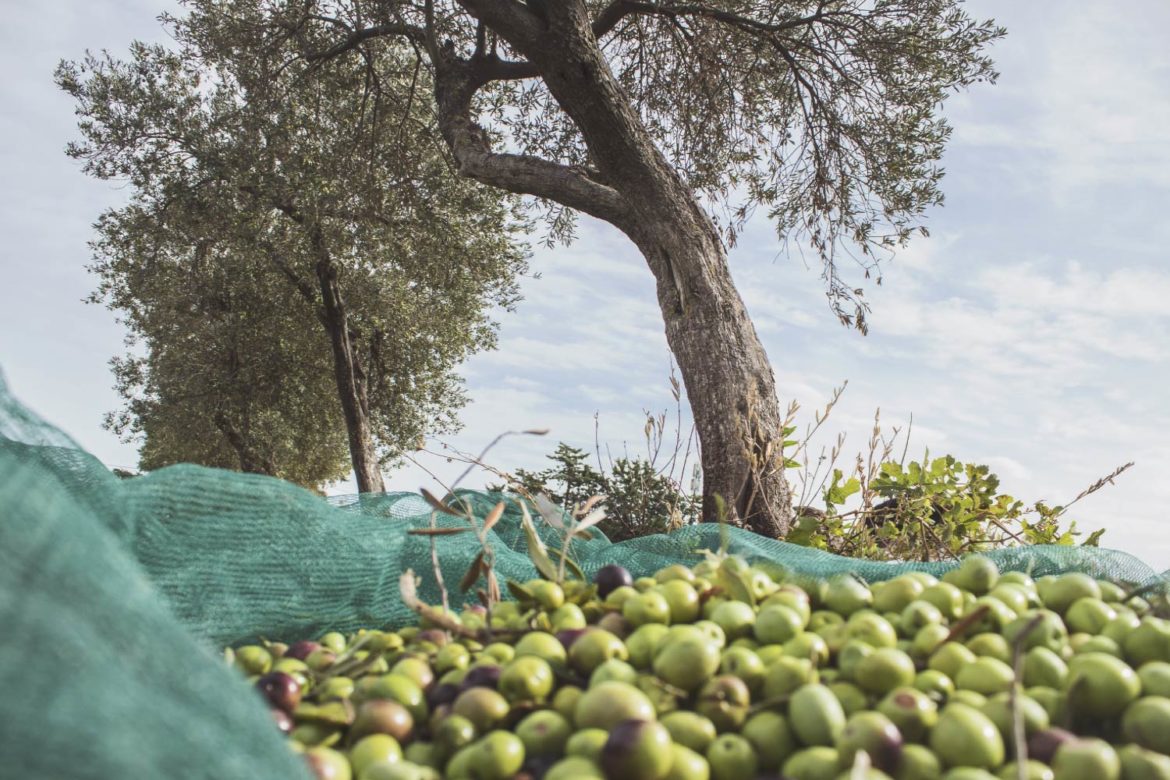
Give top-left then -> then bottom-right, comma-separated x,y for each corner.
626,216 -> 792,538
432,2 -> 794,536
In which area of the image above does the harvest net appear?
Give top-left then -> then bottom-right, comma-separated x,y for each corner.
0,368 -> 1165,778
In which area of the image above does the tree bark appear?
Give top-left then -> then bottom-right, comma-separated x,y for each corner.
213,411 -> 278,476
434,0 -> 794,535
316,260 -> 387,494
625,216 -> 793,538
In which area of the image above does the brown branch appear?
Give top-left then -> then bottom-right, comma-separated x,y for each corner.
476,55 -> 540,82
304,22 -> 426,62
591,1 -> 849,40
435,50 -> 630,226
258,242 -> 321,310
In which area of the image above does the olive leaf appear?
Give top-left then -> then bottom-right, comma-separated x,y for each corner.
507,579 -> 534,602
533,493 -> 565,530
715,558 -> 756,606
577,493 -> 606,516
293,700 -> 354,727
399,570 -> 420,609
576,506 -> 607,531
519,501 -> 559,581
482,501 -> 506,533
460,551 -> 486,593
486,569 -> 502,605
420,487 -> 461,516
407,526 -> 472,536
548,546 -> 585,580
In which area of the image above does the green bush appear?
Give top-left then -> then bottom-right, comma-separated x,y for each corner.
505,442 -> 1108,561
785,454 -> 1105,561
494,443 -> 700,542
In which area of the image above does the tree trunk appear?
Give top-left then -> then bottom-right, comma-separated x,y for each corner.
213,411 -> 278,476
316,261 -> 386,494
625,214 -> 794,538
435,4 -> 796,536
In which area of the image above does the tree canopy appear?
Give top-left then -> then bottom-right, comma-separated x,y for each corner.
60,8 -> 530,489
260,0 -> 1002,326
95,203 -> 353,487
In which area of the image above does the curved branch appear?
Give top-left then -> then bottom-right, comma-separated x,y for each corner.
304,22 -> 426,61
591,1 -> 847,40
434,50 -> 629,227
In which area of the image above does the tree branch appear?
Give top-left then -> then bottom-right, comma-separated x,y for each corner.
590,1 -> 846,40
435,50 -> 630,227
476,54 -> 540,82
304,22 -> 426,61
258,241 -> 322,311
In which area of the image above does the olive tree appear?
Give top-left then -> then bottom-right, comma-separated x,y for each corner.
59,13 -> 529,490
95,201 -> 353,487
211,0 -> 1003,535
73,0 -> 1002,529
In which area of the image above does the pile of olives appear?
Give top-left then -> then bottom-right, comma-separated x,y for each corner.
226,555 -> 1170,780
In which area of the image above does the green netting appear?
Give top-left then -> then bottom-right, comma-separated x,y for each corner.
1,366 -> 1168,778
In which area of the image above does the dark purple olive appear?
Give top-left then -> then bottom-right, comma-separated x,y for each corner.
1028,728 -> 1077,764
285,640 -> 321,661
427,682 -> 461,709
256,671 -> 302,713
271,707 -> 294,735
519,754 -> 557,779
555,628 -> 587,651
460,664 -> 502,691
416,628 -> 449,648
594,564 -> 634,599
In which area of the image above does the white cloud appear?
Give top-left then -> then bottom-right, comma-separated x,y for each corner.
956,0 -> 1170,198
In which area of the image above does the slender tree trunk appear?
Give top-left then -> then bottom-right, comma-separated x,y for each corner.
214,411 -> 278,476
253,207 -> 386,493
316,261 -> 386,493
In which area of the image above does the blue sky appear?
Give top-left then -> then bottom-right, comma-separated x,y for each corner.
2,1 -> 1169,567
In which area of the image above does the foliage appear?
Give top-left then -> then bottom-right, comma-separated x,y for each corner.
785,454 -> 1110,561
58,8 -> 529,485
498,443 -> 700,542
218,0 -> 1005,327
99,234 -> 352,487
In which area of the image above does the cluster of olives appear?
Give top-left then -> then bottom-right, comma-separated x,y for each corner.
227,554 -> 1170,780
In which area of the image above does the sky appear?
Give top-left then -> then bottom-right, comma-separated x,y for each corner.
2,1 -> 1169,568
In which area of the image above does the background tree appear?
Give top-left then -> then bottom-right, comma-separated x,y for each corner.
94,203 -> 353,489
60,14 -> 530,490
171,0 -> 1003,536
498,442 -> 701,541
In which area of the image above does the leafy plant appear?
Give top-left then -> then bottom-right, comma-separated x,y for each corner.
497,443 -> 700,542
785,453 -> 1120,561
